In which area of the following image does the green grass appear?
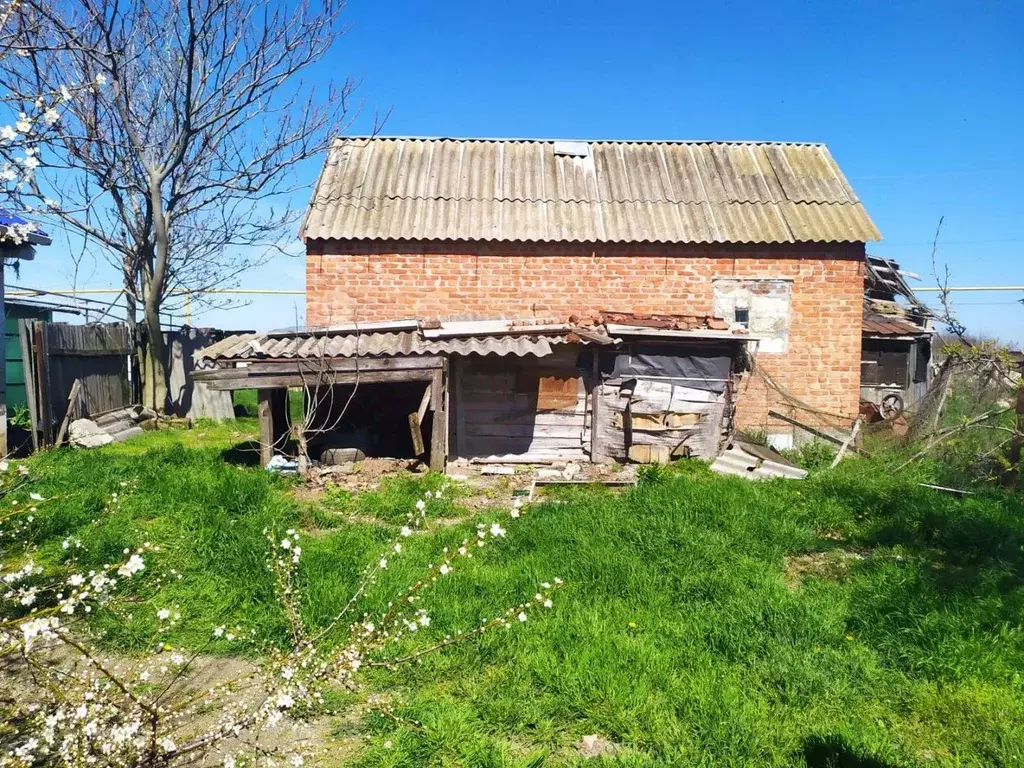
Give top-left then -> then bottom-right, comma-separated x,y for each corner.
7,423 -> 1024,766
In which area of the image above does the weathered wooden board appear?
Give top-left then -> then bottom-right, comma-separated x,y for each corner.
597,378 -> 728,461
452,352 -> 587,461
466,423 -> 586,439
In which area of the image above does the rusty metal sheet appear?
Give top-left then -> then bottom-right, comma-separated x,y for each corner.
862,313 -> 930,337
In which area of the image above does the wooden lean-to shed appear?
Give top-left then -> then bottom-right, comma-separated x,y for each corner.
192,314 -> 753,468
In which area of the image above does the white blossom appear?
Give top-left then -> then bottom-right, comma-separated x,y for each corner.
117,553 -> 145,577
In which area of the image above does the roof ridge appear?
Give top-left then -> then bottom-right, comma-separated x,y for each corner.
332,136 -> 828,147
317,193 -> 869,206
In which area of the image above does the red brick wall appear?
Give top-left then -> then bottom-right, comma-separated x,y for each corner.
306,240 -> 866,432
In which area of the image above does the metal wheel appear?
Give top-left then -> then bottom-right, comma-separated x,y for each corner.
880,393 -> 904,420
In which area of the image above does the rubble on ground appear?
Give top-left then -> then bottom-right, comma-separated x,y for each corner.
69,406 -> 158,448
710,438 -> 807,480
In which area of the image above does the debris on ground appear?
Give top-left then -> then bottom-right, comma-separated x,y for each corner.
577,734 -> 621,759
266,455 -> 300,474
287,454 -> 639,509
710,438 -> 808,480
783,549 -> 869,590
68,406 -> 158,448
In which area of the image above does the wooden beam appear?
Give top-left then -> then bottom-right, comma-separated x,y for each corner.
257,389 -> 274,467
196,368 -> 439,391
54,379 -> 83,447
416,382 -> 432,423
245,356 -> 444,374
829,417 -> 863,468
429,368 -> 447,472
408,412 -> 425,456
590,350 -> 606,463
407,382 -> 433,458
767,410 -> 867,454
270,389 -> 289,453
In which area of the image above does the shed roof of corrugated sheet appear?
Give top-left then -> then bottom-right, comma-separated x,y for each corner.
195,329 -> 586,363
862,312 -> 930,337
301,137 -> 881,245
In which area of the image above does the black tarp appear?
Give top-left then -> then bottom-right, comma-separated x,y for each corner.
581,342 -> 736,394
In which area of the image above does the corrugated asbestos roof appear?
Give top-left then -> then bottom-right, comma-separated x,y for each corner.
301,137 -> 881,245
196,330 -> 581,364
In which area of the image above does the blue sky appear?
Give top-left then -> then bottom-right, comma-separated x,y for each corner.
19,0 -> 1024,342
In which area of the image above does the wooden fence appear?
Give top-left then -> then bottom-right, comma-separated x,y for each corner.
19,320 -> 133,449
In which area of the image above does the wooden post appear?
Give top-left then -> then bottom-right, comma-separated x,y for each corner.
54,379 -> 83,447
830,417 -> 863,469
589,349 -> 606,463
407,383 -> 432,458
32,321 -> 51,447
257,389 -> 274,467
270,388 -> 289,452
18,320 -> 38,452
429,368 -> 446,472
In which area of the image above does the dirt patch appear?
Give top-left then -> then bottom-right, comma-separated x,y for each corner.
300,458 -> 425,495
783,549 -> 870,590
291,457 -> 638,527
577,734 -> 622,759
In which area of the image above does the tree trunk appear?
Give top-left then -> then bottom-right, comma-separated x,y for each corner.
143,176 -> 172,412
141,282 -> 167,412
124,258 -> 144,405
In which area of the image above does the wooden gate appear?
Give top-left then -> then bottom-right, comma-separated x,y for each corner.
19,321 -> 133,448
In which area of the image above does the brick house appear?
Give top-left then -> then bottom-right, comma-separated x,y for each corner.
301,137 -> 880,450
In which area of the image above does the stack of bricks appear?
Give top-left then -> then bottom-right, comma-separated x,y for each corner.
306,239 -> 866,432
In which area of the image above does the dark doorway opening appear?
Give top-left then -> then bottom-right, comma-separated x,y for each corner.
306,381 -> 433,461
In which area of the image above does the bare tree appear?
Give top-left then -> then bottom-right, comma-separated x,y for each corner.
1,0 -> 357,409
917,216 -> 1024,486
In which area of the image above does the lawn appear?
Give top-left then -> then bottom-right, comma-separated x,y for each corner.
7,418 -> 1024,766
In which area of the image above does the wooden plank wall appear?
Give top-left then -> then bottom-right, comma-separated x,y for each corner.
452,348 -> 588,461
596,377 -> 729,461
22,321 -> 133,446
